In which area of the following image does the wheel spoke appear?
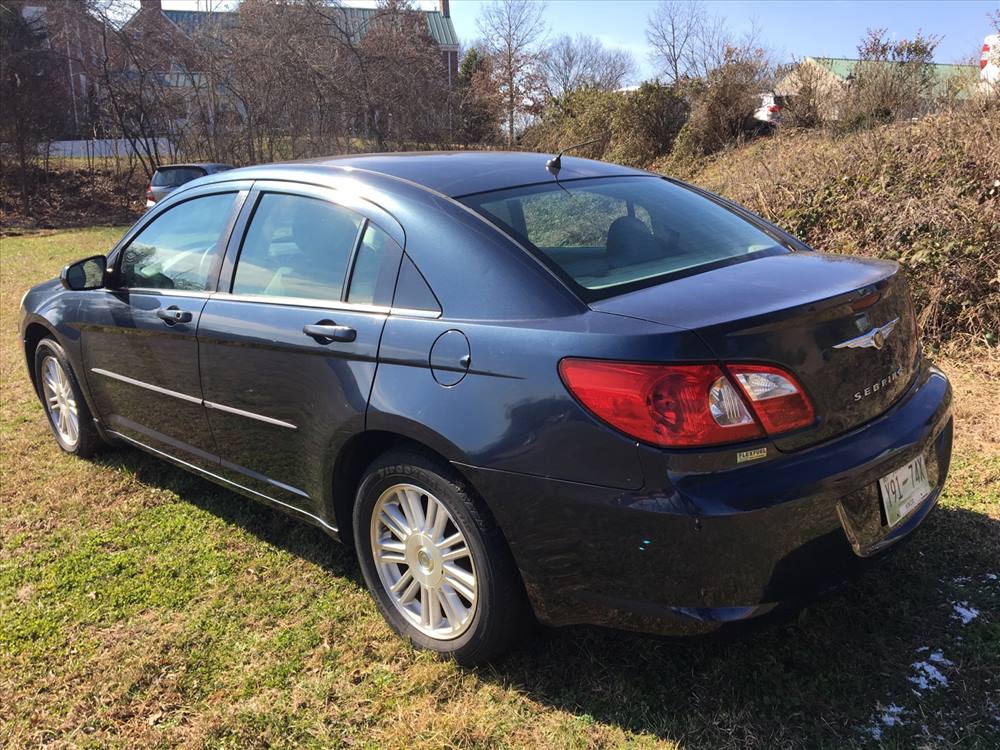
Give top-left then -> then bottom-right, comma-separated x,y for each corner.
380,506 -> 410,540
420,583 -> 439,629
389,568 -> 413,594
423,495 -> 438,536
441,545 -> 469,562
398,576 -> 419,604
439,531 -> 463,550
377,537 -> 406,555
443,564 -> 476,602
400,488 -> 425,531
376,545 -> 407,564
430,502 -> 448,542
438,584 -> 465,626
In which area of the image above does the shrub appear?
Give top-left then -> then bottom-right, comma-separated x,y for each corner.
522,82 -> 687,167
666,45 -> 771,164
840,29 -> 941,129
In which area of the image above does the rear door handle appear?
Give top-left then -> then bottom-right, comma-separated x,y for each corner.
303,321 -> 357,344
156,305 -> 193,324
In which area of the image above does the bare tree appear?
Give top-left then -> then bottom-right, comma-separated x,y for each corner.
646,0 -> 704,82
541,33 -> 637,97
0,3 -> 71,214
647,1 -> 763,82
476,0 -> 547,147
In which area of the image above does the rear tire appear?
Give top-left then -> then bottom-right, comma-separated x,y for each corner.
33,337 -> 103,458
353,450 -> 529,665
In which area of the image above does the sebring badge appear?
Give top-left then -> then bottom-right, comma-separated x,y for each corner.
833,317 -> 899,350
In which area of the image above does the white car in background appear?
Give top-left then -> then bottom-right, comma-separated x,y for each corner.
982,34 -> 999,91
753,92 -> 788,124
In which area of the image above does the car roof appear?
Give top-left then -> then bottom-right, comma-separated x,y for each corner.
207,151 -> 652,198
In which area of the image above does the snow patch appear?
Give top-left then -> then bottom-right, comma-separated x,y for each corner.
928,650 -> 953,666
866,704 -> 907,741
910,660 -> 949,692
951,602 -> 980,625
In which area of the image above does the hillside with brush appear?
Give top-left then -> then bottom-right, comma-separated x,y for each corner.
656,106 -> 1000,351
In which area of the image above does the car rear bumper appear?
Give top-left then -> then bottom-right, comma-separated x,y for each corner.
460,362 -> 953,636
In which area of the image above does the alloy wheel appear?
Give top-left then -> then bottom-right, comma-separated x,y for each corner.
40,355 -> 79,447
370,483 -> 478,640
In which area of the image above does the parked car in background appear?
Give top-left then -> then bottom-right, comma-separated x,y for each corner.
753,92 -> 788,123
982,34 -> 1000,91
146,163 -> 232,206
21,152 -> 952,665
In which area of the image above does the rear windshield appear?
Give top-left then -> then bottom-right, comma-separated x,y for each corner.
460,176 -> 788,300
152,166 -> 206,187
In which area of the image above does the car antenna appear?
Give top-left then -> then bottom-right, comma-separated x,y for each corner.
545,137 -> 603,176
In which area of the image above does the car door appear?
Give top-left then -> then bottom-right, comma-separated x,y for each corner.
196,183 -> 404,523
80,186 -> 247,468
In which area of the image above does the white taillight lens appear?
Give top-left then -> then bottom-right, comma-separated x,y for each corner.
733,371 -> 800,401
728,364 -> 815,434
709,376 -> 755,427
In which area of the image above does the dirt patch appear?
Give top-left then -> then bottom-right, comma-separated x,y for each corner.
1,164 -> 144,232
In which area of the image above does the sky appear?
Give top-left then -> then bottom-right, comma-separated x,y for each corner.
161,0 -> 997,80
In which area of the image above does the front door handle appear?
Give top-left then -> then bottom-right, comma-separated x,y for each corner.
156,305 -> 193,324
303,320 -> 357,344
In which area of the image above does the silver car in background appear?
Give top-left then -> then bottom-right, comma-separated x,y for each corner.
145,163 -> 232,206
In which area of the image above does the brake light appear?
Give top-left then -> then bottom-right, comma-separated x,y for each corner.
146,183 -> 155,202
558,359 -> 814,448
767,105 -> 780,113
726,364 -> 815,434
982,44 -> 990,70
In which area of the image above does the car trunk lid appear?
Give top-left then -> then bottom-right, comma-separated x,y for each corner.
591,252 -> 920,451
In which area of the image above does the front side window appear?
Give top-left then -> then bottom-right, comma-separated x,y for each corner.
232,193 -> 364,301
119,192 -> 237,291
461,177 -> 788,299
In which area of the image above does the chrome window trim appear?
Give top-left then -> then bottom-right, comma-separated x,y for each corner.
208,291 -> 441,318
213,291 -> 390,315
106,430 -> 336,533
110,288 -> 215,299
389,306 -> 441,319
91,368 -> 297,430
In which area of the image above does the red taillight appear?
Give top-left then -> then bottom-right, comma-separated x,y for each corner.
146,184 -> 155,202
558,359 -> 814,448
983,44 -> 991,70
767,105 -> 781,113
725,364 -> 815,435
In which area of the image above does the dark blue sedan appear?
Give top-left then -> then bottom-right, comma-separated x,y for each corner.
19,152 -> 953,664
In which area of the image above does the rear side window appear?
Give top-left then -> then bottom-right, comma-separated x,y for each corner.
152,167 -> 206,187
461,176 -> 787,300
346,223 -> 402,307
119,192 -> 237,290
232,193 -> 363,301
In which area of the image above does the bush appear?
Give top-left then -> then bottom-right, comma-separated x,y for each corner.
522,82 -> 687,167
656,103 -> 1000,349
666,46 -> 771,164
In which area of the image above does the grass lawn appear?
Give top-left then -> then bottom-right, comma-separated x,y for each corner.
1,227 -> 998,749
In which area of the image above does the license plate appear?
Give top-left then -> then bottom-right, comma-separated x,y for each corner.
879,455 -> 931,527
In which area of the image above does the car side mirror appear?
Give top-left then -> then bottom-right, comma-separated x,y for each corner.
61,255 -> 107,291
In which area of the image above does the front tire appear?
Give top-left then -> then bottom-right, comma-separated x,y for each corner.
353,450 -> 529,665
33,337 -> 103,458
